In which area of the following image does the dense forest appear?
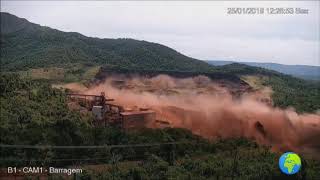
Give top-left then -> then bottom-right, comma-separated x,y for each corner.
1,74 -> 319,179
1,12 -> 212,72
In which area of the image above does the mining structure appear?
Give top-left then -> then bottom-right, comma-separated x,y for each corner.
67,92 -> 169,130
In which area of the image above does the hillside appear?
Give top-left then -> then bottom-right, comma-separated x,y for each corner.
1,12 -> 319,113
207,60 -> 320,81
1,12 -> 213,72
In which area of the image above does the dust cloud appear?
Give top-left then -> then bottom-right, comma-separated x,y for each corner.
82,75 -> 320,157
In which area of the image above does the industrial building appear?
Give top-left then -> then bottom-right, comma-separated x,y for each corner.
67,92 -> 168,130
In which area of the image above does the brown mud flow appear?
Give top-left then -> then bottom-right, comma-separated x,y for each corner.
80,74 -> 320,158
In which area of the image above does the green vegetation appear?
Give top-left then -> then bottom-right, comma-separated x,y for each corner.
1,12 -> 213,72
263,75 -> 320,113
77,146 -> 320,180
207,60 -> 320,81
217,63 -> 320,113
241,74 -> 320,113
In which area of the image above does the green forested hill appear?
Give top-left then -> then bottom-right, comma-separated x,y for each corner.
207,60 -> 320,81
1,12 -> 319,113
1,12 -> 213,72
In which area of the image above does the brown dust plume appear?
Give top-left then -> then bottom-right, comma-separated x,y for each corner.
83,75 -> 320,157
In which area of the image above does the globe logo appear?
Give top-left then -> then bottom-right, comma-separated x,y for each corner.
279,152 -> 301,175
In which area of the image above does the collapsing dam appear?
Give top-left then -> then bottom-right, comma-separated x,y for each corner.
68,70 -> 320,158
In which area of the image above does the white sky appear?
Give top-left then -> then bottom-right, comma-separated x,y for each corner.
1,1 -> 319,66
